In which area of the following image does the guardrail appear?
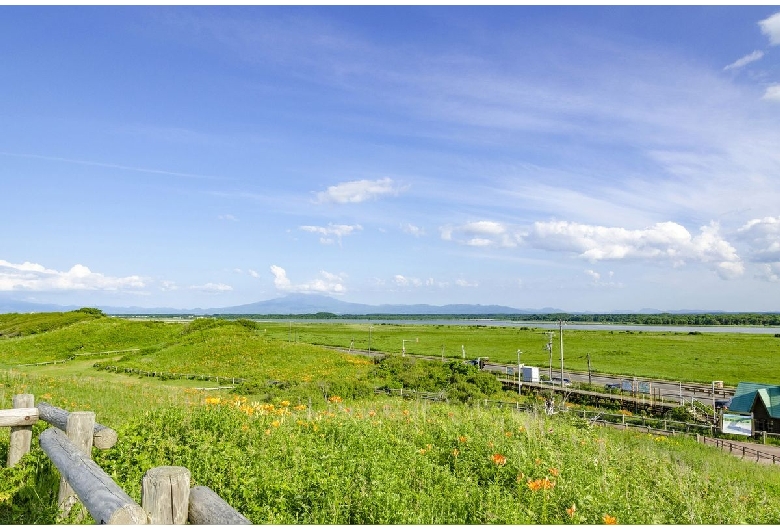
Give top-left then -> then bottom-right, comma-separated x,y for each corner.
2,394 -> 251,524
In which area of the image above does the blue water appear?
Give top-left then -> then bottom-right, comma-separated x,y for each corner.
259,318 -> 780,335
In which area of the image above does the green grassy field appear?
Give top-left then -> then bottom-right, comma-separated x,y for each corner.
263,320 -> 780,385
2,311 -> 780,524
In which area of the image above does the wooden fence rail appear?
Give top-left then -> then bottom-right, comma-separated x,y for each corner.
700,435 -> 780,465
2,394 -> 252,524
93,364 -> 247,386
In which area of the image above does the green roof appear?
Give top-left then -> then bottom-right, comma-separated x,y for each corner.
730,382 -> 780,418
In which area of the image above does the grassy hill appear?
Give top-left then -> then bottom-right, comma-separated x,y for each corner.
1,311 -> 779,524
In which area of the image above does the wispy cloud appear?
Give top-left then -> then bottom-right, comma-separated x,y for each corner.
759,11 -> 780,45
763,84 -> 780,101
300,223 -> 362,245
0,152 -> 225,180
723,50 -> 764,71
314,177 -> 405,204
394,274 -> 422,287
218,214 -> 239,222
401,223 -> 425,237
440,221 -> 519,248
270,265 -> 346,295
455,278 -> 478,288
0,260 -> 145,291
189,282 -> 233,293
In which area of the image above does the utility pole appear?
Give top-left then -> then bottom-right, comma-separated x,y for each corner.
587,353 -> 592,385
517,350 -> 523,395
546,332 -> 553,381
559,320 -> 565,388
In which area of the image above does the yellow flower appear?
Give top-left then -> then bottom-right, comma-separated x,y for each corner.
294,404 -> 307,411
566,504 -> 576,518
280,400 -> 291,407
205,397 -> 221,405
505,431 -> 513,437
549,467 -> 560,477
271,420 -> 281,428
452,449 -> 460,457
458,435 -> 468,443
602,514 -> 617,525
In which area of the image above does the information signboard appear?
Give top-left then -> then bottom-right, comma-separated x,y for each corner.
721,413 -> 752,436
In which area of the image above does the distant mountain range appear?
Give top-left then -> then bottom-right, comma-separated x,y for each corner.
0,294 -> 734,316
0,294 -> 556,315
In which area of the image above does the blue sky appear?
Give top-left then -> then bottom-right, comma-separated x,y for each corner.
2,6 -> 780,312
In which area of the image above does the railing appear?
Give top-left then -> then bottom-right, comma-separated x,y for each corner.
2,394 -> 251,524
700,435 -> 780,465
374,388 -> 448,401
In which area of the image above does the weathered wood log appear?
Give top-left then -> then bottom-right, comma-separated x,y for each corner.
39,428 -> 148,524
6,394 -> 35,467
188,486 -> 251,525
59,412 -> 95,517
37,402 -> 118,449
142,466 -> 191,524
0,407 -> 38,428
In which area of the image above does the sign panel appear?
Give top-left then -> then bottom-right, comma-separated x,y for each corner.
721,413 -> 752,436
638,382 -> 650,394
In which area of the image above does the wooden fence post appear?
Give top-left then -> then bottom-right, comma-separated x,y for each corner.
37,402 -> 118,449
142,466 -> 191,524
39,428 -> 148,524
59,411 -> 95,517
6,394 -> 35,467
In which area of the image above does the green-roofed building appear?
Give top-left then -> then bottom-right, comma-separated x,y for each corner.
728,382 -> 780,434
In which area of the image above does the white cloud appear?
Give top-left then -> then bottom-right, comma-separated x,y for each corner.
314,177 -> 405,204
736,216 -> 780,263
160,280 -> 178,291
525,220 -> 742,278
723,50 -> 764,71
300,223 -> 362,245
439,220 -> 519,248
394,274 -> 422,287
189,282 -> 233,293
455,278 -> 478,288
759,11 -> 780,45
218,214 -> 238,221
584,269 -> 600,282
439,218 -> 744,279
0,260 -> 145,292
757,263 -> 780,282
762,84 -> 780,101
584,269 -> 622,288
402,223 -> 425,237
270,265 -> 346,295
248,269 -> 260,278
